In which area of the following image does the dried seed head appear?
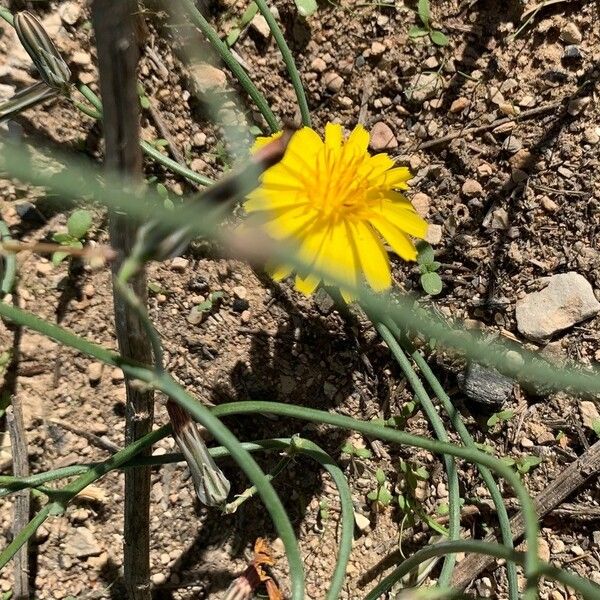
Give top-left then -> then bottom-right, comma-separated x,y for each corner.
167,401 -> 231,506
14,11 -> 71,92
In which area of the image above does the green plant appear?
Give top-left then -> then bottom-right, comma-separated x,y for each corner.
396,459 -> 449,537
367,467 -> 394,509
341,441 -> 372,476
51,209 -> 93,265
416,241 -> 443,295
295,0 -> 318,17
226,1 -> 259,46
592,419 -> 600,438
487,409 -> 515,429
500,455 -> 543,476
409,0 -> 449,47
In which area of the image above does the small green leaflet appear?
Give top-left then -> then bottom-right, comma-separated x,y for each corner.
295,0 -> 318,17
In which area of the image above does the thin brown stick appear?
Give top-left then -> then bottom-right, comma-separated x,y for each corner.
7,403 -> 30,600
451,439 -> 600,589
419,101 -> 562,150
91,2 -> 154,599
1,240 -> 116,261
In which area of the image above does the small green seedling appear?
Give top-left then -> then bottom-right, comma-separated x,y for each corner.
226,1 -> 259,47
367,468 -> 393,510
500,455 -> 543,477
341,441 -> 373,477
592,419 -> 600,438
197,291 -> 224,313
341,442 -> 373,460
416,241 -> 443,296
487,409 -> 515,429
137,82 -> 151,109
51,209 -> 93,266
295,0 -> 318,17
409,0 -> 449,47
315,499 -> 330,533
397,459 -> 449,536
156,182 -> 175,210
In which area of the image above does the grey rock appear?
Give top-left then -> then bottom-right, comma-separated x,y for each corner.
407,72 -> 441,103
516,272 -> 600,341
563,45 -> 582,60
369,121 -> 398,151
65,527 -> 102,558
461,363 -> 514,407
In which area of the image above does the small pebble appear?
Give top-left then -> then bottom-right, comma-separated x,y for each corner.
170,257 -> 189,272
541,196 -> 559,213
450,97 -> 470,113
462,178 -> 483,197
560,23 -> 583,45
87,362 -> 103,385
369,121 -> 397,150
370,41 -> 386,56
411,192 -> 431,218
151,573 -> 167,586
310,57 -> 327,73
323,71 -> 344,93
425,224 -> 442,245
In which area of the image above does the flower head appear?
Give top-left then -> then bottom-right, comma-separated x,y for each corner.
245,123 -> 428,297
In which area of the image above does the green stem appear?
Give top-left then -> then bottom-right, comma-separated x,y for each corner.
0,221 -> 16,296
362,540 -> 600,600
224,456 -> 288,514
0,425 -> 169,570
140,140 -> 214,187
384,318 -> 518,600
76,83 -> 215,187
209,401 -> 540,600
0,302 -> 548,600
375,321 -> 459,587
253,0 -> 310,126
0,7 -> 14,25
177,0 -> 279,133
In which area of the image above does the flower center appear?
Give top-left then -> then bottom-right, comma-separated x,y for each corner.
307,149 -> 372,220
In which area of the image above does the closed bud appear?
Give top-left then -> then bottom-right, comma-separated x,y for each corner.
14,11 -> 71,92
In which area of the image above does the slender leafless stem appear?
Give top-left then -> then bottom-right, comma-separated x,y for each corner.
7,403 -> 30,600
91,3 -> 154,599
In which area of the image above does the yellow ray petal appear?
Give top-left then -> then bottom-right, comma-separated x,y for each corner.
381,166 -> 411,189
375,202 -> 428,239
252,131 -> 283,152
287,126 -> 324,157
368,214 -> 418,261
261,206 -> 318,240
295,273 -> 320,295
350,221 -> 392,291
346,124 -> 370,155
325,122 -> 343,149
245,189 -> 307,212
323,221 -> 359,291
267,262 -> 294,281
362,153 -> 395,179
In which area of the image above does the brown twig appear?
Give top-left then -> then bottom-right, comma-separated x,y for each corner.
91,2 -> 154,599
1,240 -> 117,262
451,439 -> 600,589
419,101 -> 562,150
6,403 -> 30,600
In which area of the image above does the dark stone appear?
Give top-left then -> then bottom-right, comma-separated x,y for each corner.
563,45 -> 583,60
232,297 -> 249,313
460,363 -> 514,407
188,276 -> 209,293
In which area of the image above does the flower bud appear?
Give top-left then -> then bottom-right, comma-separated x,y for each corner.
167,401 -> 230,506
14,11 -> 71,92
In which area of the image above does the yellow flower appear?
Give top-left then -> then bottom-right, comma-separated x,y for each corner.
245,123 -> 428,297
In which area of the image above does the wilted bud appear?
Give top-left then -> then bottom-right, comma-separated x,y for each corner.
14,11 -> 71,92
167,401 -> 230,506
0,80 -> 57,121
